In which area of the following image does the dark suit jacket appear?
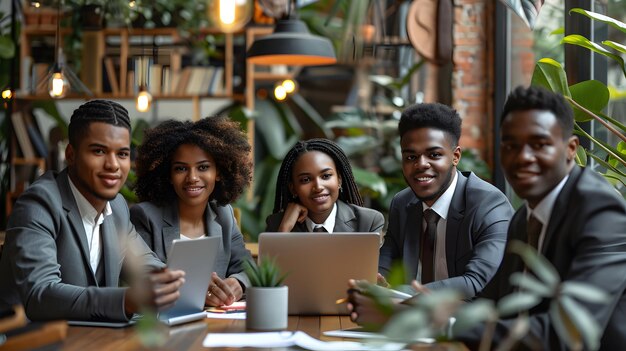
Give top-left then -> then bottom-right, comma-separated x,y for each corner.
264,200 -> 385,236
459,166 -> 626,350
130,201 -> 252,288
0,170 -> 164,322
379,171 -> 513,298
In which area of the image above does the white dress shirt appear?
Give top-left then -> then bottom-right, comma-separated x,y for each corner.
305,203 -> 338,233
68,178 -> 112,275
524,174 -> 569,253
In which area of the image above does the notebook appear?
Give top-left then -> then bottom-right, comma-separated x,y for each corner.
258,232 -> 380,315
68,235 -> 220,327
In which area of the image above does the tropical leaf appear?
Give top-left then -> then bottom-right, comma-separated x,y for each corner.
531,58 -> 570,96
498,0 -> 545,29
570,8 -> 626,34
497,293 -> 542,316
451,299 -> 496,335
352,166 -> 387,198
0,36 -> 14,59
509,272 -> 553,297
559,295 -> 603,351
559,281 -> 609,304
383,308 -> 432,341
575,145 -> 587,167
549,301 -> 583,351
602,40 -> 626,55
561,34 -> 626,77
569,80 -> 609,123
508,240 -> 560,289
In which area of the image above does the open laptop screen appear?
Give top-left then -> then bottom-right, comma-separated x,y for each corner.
258,232 -> 380,315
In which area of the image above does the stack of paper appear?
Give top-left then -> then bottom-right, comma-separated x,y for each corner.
203,331 -> 405,351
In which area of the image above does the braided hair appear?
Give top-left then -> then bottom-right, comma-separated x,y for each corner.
273,138 -> 363,213
68,99 -> 131,147
134,116 -> 252,206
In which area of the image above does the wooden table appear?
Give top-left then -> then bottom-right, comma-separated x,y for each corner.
59,315 -> 467,350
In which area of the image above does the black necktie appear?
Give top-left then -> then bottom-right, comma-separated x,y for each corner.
313,226 -> 327,233
421,209 -> 440,284
527,213 -> 543,250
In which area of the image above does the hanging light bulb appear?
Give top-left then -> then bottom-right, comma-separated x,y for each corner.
48,68 -> 69,99
274,84 -> 287,101
207,0 -> 253,33
1,87 -> 13,100
281,79 -> 296,94
136,86 -> 152,112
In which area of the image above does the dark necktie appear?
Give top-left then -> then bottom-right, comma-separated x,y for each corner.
313,226 -> 327,233
421,209 -> 440,284
527,213 -> 543,250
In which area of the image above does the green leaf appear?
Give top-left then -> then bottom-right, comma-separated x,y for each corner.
0,36 -> 15,59
570,8 -> 626,34
569,80 -> 609,122
575,145 -> 587,167
598,112 -> 626,134
531,58 -> 571,96
559,281 -> 609,303
559,295 -> 603,351
451,299 -> 496,335
497,293 -> 542,316
561,34 -> 626,77
602,40 -> 626,55
549,300 -> 583,351
509,272 -> 554,297
352,166 -> 387,198
383,308 -> 432,341
550,27 -> 564,35
508,240 -> 560,289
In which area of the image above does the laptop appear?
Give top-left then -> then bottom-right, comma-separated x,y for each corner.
68,235 -> 220,328
258,232 -> 380,315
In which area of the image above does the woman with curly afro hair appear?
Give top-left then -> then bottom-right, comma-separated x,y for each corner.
131,116 -> 252,307
265,138 -> 384,235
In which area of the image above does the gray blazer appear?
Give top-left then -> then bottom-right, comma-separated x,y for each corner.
264,200 -> 385,235
0,170 -> 163,322
379,171 -> 513,299
130,201 -> 252,289
459,166 -> 626,350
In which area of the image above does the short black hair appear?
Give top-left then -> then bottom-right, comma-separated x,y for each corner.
501,86 -> 574,139
134,116 -> 252,206
399,103 -> 462,146
68,100 -> 131,147
273,138 -> 363,213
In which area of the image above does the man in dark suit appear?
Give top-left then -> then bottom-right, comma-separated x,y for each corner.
348,103 -> 513,325
0,100 -> 185,322
457,86 -> 626,350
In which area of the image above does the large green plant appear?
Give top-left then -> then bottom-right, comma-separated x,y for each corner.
531,9 -> 626,197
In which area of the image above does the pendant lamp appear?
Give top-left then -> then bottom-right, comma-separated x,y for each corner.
246,1 -> 336,66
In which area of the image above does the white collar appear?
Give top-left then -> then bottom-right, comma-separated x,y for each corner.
422,171 -> 458,220
68,176 -> 112,224
525,174 -> 570,226
306,202 -> 338,233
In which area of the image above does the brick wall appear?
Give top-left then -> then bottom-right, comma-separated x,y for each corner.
452,0 -> 494,171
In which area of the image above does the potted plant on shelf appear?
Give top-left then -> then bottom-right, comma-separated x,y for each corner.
243,256 -> 289,331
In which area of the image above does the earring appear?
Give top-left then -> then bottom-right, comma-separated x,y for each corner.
338,185 -> 343,193
292,194 -> 298,200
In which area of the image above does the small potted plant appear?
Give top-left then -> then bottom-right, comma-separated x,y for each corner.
244,256 -> 288,331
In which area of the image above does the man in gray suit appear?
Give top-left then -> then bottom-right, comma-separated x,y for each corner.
0,100 -> 185,322
348,102 -> 513,325
456,86 -> 626,350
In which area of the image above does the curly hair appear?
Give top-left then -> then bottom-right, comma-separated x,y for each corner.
272,138 -> 363,213
399,103 -> 462,147
501,85 -> 574,140
69,99 -> 131,147
134,116 -> 252,206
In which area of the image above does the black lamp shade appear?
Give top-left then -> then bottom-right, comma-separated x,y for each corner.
247,19 -> 337,66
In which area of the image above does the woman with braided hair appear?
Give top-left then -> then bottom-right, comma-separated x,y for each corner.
265,138 -> 384,234
130,116 -> 253,307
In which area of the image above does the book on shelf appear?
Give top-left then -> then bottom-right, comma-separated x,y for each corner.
103,57 -> 120,94
10,111 -> 36,159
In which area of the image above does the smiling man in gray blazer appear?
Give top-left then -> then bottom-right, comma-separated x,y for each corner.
348,103 -> 513,326
0,100 -> 184,322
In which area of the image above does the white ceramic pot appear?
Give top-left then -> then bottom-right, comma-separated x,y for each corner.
245,286 -> 288,330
